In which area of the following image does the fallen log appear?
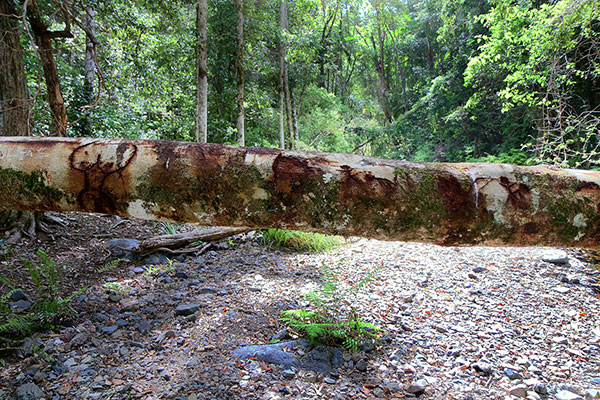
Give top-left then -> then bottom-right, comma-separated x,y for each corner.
138,226 -> 251,253
0,137 -> 598,247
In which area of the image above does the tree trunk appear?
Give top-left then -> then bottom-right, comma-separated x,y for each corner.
0,0 -> 31,137
278,0 -> 286,149
195,0 -> 208,143
235,0 -> 244,146
81,6 -> 96,136
0,137 -> 599,247
26,0 -> 71,137
281,0 -> 294,150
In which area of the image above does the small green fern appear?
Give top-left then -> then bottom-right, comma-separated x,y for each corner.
281,262 -> 382,352
0,250 -> 87,346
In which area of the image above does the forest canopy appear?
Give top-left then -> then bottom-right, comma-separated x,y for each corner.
0,0 -> 599,168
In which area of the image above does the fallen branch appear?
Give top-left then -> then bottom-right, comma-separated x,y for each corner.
138,226 -> 250,253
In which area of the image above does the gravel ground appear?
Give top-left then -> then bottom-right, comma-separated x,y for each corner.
1,221 -> 600,400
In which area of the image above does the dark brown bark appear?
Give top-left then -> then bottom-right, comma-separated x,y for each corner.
26,0 -> 71,137
0,137 -> 599,248
0,0 -> 31,136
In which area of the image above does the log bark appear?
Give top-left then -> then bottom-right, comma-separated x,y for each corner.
0,137 -> 599,247
139,226 -> 250,253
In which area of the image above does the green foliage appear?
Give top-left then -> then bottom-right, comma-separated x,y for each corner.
262,229 -> 343,253
159,222 -> 179,235
280,262 -> 381,352
96,259 -> 122,274
0,250 -> 87,346
144,259 -> 175,276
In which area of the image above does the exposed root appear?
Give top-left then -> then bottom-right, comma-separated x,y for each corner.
0,211 -> 63,244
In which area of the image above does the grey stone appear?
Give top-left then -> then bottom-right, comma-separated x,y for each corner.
106,239 -> 141,261
20,338 -> 43,356
9,289 -> 27,301
472,266 -> 486,273
231,340 -> 311,369
592,378 -> 600,385
300,345 -> 344,373
473,361 -> 492,376
137,320 -> 152,333
323,377 -> 336,384
173,272 -> 189,279
142,252 -> 170,265
282,369 -> 296,379
509,384 -> 528,398
555,390 -> 584,400
504,368 -> 522,380
355,358 -> 368,372
541,250 -> 569,265
100,325 -> 118,335
405,379 -> 428,394
133,267 -> 145,274
157,330 -> 176,343
175,303 -> 200,316
15,382 -> 44,400
10,299 -> 32,312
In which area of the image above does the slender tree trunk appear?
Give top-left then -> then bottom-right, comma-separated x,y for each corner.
0,0 -> 31,137
235,0 -> 244,146
291,89 -> 298,146
1,137 -> 599,247
195,0 -> 208,143
279,0 -> 286,149
26,0 -> 71,137
81,7 -> 95,136
280,0 -> 294,150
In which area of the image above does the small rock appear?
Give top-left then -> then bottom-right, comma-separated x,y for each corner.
592,378 -> 600,385
175,303 -> 200,316
323,377 -> 336,384
10,299 -> 32,312
472,266 -> 486,273
509,384 -> 528,398
541,250 -> 569,264
584,389 -> 600,399
100,325 -> 118,335
555,390 -> 584,400
527,390 -> 542,400
553,286 -> 571,294
553,337 -> 569,345
467,272 -> 478,280
173,272 -> 189,279
405,379 -> 428,395
157,330 -> 176,343
473,361 -> 492,376
120,299 -> 138,312
15,382 -> 44,400
137,320 -> 152,333
504,368 -> 522,380
355,359 -> 368,372
304,372 -> 319,383
9,290 -> 27,301
282,369 -> 296,379
133,267 -> 145,274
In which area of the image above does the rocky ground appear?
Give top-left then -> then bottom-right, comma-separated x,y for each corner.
1,213 -> 600,400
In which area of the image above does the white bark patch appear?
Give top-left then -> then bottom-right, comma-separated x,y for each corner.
573,213 -> 588,228
127,199 -> 157,220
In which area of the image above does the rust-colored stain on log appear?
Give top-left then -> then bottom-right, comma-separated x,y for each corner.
437,175 -> 475,220
69,141 -> 136,214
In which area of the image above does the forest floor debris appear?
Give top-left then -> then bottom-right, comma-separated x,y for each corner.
1,212 -> 599,400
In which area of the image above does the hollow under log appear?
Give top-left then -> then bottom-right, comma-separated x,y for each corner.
0,137 -> 598,247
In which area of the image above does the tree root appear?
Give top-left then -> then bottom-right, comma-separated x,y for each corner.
0,211 -> 65,244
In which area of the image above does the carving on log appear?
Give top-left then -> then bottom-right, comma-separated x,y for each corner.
0,137 -> 598,247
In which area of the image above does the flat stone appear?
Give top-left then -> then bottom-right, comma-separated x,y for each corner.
405,379 -> 428,394
175,303 -> 200,316
541,250 -> 570,265
100,325 -> 118,335
9,289 -> 27,301
137,320 -> 152,333
509,384 -> 528,398
553,286 -> 571,294
504,367 -> 522,380
231,340 -> 311,369
552,336 -> 569,345
555,390 -> 584,400
473,361 -> 493,375
300,345 -> 344,373
15,382 -> 44,400
282,369 -> 296,379
10,299 -> 32,312
472,266 -> 486,273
